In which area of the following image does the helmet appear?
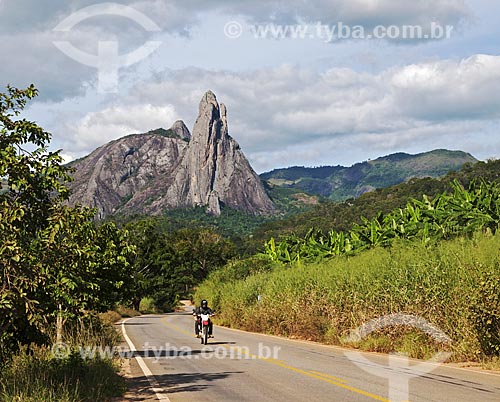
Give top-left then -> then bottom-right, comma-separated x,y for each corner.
201,299 -> 208,308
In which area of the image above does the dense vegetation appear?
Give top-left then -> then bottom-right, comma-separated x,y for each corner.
124,218 -> 236,311
253,159 -> 500,244
109,158 -> 500,262
196,234 -> 500,361
0,86 -> 132,400
195,164 -> 500,364
261,149 -> 477,201
263,179 -> 500,263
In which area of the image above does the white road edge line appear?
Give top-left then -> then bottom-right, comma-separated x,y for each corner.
121,318 -> 172,402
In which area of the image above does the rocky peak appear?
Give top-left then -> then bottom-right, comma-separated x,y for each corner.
191,91 -> 223,143
169,120 -> 191,140
163,91 -> 275,216
67,91 -> 275,218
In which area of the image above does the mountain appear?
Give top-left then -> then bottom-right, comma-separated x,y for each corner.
261,150 -> 477,201
248,158 -> 500,251
67,91 -> 478,220
67,91 -> 275,219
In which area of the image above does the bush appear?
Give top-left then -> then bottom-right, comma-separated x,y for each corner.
139,297 -> 159,314
115,305 -> 141,318
98,311 -> 123,326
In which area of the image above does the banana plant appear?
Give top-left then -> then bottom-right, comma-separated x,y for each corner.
264,179 -> 500,264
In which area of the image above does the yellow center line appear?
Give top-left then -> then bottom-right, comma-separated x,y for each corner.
309,370 -> 348,383
161,317 -> 389,402
257,357 -> 389,402
161,317 -> 194,337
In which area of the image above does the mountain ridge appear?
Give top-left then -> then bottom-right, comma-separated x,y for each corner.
261,149 -> 477,201
66,90 -> 478,218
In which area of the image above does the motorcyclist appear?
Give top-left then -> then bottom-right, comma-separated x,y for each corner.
193,299 -> 214,338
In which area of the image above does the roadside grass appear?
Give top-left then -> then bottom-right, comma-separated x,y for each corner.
196,232 -> 500,364
0,313 -> 127,402
344,329 -> 451,360
99,310 -> 123,326
115,305 -> 141,318
139,297 -> 160,314
0,346 -> 125,402
482,357 -> 500,371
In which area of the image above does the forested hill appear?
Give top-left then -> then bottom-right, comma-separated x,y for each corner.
261,149 -> 477,201
251,158 -> 500,246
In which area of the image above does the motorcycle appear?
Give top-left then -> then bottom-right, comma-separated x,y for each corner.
194,312 -> 213,345
199,313 -> 211,345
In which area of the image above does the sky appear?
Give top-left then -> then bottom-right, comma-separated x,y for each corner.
1,0 -> 499,173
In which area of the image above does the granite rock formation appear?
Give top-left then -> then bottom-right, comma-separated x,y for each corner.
67,91 -> 275,218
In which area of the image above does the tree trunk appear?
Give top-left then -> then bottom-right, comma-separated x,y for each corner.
56,303 -> 64,344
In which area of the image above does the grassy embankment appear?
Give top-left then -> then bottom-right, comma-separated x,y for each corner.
195,233 -> 500,364
0,310 -> 136,402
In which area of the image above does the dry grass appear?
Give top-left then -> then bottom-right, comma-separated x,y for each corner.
115,305 -> 141,318
0,315 -> 126,402
197,233 -> 500,364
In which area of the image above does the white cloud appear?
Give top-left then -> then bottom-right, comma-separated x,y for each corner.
250,120 -> 488,172
0,1 -> 188,100
212,0 -> 470,28
0,0 -> 473,101
0,0 -> 195,34
391,54 -> 500,120
52,52 -> 500,171
1,1 -> 470,32
57,104 -> 178,158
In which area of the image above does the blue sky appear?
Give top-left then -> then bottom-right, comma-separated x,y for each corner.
1,0 -> 499,172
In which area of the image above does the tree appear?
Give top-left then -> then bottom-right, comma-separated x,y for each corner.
35,205 -> 134,342
0,85 -> 133,360
125,220 -> 236,312
123,218 -> 161,310
1,85 -> 72,355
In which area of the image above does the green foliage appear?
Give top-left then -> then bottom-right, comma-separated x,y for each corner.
113,206 -> 270,255
264,185 -> 321,217
261,150 -> 477,201
253,159 -> 500,245
125,219 -> 236,312
263,179 -> 500,263
196,234 -> 500,361
473,271 -> 500,356
35,205 -> 134,317
139,297 -> 158,314
0,85 -> 133,363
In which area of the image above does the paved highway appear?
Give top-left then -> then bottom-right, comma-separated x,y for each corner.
121,311 -> 500,402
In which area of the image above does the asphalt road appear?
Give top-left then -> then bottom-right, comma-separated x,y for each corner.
121,311 -> 500,402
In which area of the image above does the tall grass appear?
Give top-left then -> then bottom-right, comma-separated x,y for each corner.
0,314 -> 126,402
196,233 -> 500,362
